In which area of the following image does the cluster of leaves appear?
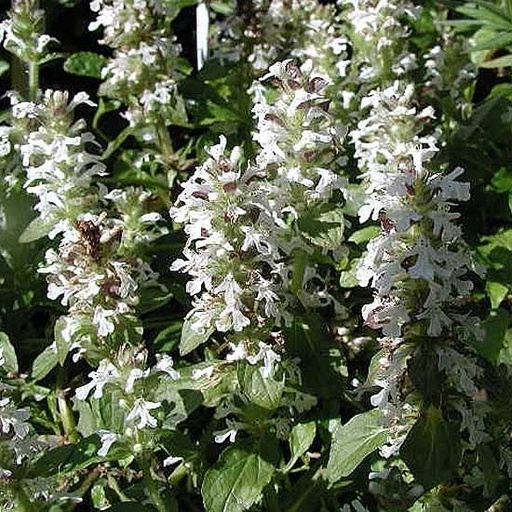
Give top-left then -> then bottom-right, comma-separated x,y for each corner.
0,0 -> 511,511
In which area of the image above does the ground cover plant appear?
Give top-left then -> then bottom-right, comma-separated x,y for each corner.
0,0 -> 511,510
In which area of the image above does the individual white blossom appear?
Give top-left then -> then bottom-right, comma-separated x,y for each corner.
97,430 -> 120,456
125,398 -> 161,429
153,354 -> 180,380
75,360 -> 120,400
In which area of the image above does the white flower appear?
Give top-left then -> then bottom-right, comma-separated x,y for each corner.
246,341 -> 281,378
163,455 -> 184,467
225,342 -> 248,362
0,398 -> 29,439
125,398 -> 161,429
154,354 -> 180,380
214,428 -> 237,444
75,360 -> 119,400
191,365 -> 215,380
92,306 -> 116,337
97,430 -> 119,457
124,368 -> 149,394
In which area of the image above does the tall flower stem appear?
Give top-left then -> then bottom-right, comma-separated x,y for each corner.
28,59 -> 39,101
140,455 -> 172,512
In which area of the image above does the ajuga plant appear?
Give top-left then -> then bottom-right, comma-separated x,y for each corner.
0,0 -> 511,511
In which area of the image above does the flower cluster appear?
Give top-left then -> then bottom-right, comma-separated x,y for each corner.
352,80 -> 484,453
11,89 -> 167,377
422,30 -> 476,123
74,350 -> 180,456
90,0 -> 186,131
17,90 -> 105,239
344,0 -> 418,83
172,60 -> 347,366
0,0 -> 55,72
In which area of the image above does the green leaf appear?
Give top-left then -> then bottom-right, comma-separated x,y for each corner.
477,443 -> 501,496
471,30 -> 512,52
348,225 -> 380,244
18,216 -> 53,243
480,54 -> 512,68
64,52 -> 107,78
498,328 -> 512,365
401,406 -> 460,490
339,258 -> 360,288
325,409 -> 387,483
237,363 -> 284,411
202,435 -> 278,512
491,168 -> 512,193
0,332 -> 18,374
475,309 -> 510,363
486,281 -> 509,309
28,435 -> 105,477
179,316 -> 214,355
457,3 -> 512,31
32,344 -> 59,381
298,205 -> 344,250
284,316 -> 347,398
284,421 -> 316,472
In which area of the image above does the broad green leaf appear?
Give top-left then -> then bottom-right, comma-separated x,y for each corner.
18,216 -> 53,243
73,399 -> 95,437
401,406 -> 460,490
477,443 -> 501,496
28,435 -> 104,477
64,52 -> 107,78
284,316 -> 347,398
202,435 -> 278,512
480,54 -> 512,69
475,309 -> 510,363
32,344 -> 59,381
491,168 -> 512,193
0,332 -> 18,374
179,316 -> 214,355
91,484 -> 110,510
486,281 -> 509,309
284,421 -> 316,472
325,409 -> 387,483
457,3 -> 512,31
339,258 -> 360,288
348,225 -> 380,244
498,328 -> 512,365
237,363 -> 284,411
152,322 -> 182,353
471,30 -> 512,52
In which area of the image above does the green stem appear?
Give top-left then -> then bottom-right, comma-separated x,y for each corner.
28,60 -> 39,101
56,389 -> 78,443
156,121 -> 174,163
140,456 -> 172,512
